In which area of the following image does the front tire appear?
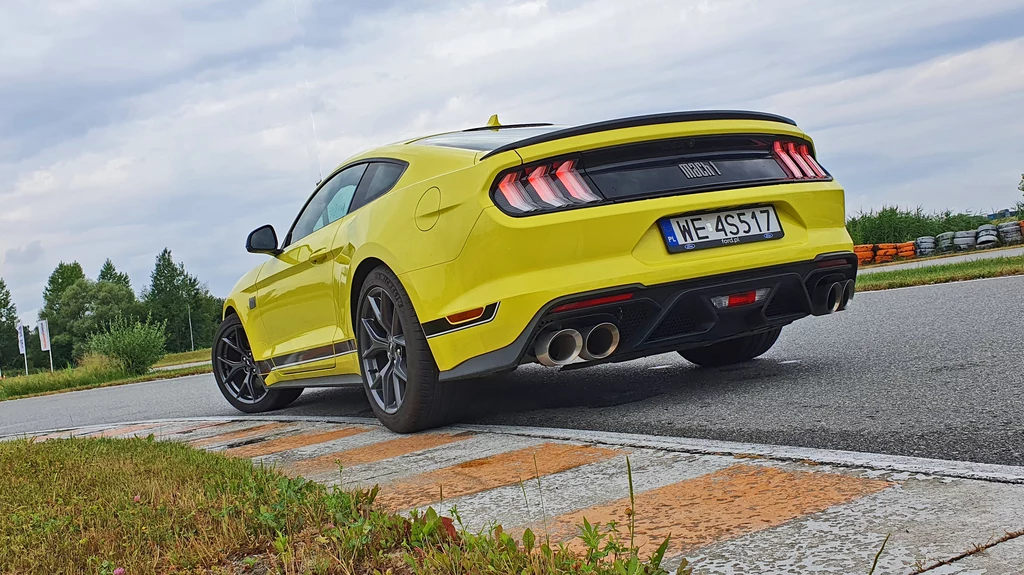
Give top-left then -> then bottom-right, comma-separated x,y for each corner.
213,315 -> 302,413
356,266 -> 455,433
678,328 -> 782,368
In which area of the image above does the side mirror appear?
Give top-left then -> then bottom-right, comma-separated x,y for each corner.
246,225 -> 282,255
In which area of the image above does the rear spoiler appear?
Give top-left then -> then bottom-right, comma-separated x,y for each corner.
479,110 -> 797,160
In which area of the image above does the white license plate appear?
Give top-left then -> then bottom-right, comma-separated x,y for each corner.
658,205 -> 784,253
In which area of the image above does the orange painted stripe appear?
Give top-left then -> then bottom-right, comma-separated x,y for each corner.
375,443 -> 621,511
224,426 -> 370,458
544,464 -> 891,556
286,433 -> 472,477
88,423 -> 164,438
189,422 -> 292,447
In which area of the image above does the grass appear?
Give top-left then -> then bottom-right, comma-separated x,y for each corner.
0,355 -> 212,402
846,206 -> 992,245
857,254 -> 1024,291
0,437 -> 682,575
153,348 -> 212,368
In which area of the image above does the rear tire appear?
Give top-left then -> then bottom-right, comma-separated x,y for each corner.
213,315 -> 302,413
355,266 -> 456,433
678,328 -> 782,367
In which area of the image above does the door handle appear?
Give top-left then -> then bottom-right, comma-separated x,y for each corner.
308,248 -> 330,265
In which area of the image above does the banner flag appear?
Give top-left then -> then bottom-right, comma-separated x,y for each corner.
38,320 -> 51,352
16,323 -> 26,355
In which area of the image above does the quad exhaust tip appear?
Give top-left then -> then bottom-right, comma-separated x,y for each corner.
535,328 -> 583,366
839,280 -> 855,310
579,322 -> 620,361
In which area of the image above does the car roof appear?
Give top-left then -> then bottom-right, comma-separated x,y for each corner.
408,124 -> 566,153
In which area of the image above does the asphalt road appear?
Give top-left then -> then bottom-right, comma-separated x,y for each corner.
3,276 -> 1022,466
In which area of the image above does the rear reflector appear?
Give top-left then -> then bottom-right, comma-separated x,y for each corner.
552,292 -> 633,313
447,307 -> 486,324
493,159 -> 603,215
711,288 -> 770,309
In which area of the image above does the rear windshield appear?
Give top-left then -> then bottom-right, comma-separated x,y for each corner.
412,126 -> 564,152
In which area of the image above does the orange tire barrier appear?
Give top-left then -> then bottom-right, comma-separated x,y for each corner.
1020,221 -> 1024,234
854,244 -> 875,253
876,248 -> 898,256
875,256 -> 894,263
897,242 -> 915,250
877,243 -> 897,250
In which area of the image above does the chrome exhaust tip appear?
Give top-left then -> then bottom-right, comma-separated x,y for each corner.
839,280 -> 855,311
827,282 -> 843,313
535,328 -> 583,367
579,322 -> 620,361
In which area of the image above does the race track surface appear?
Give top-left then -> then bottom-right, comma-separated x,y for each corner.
2,275 -> 1022,466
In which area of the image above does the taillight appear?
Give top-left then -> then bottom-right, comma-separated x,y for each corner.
492,159 -> 604,215
773,140 -> 829,180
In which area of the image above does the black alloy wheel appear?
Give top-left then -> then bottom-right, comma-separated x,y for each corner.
213,315 -> 302,413
359,286 -> 408,414
355,266 -> 456,433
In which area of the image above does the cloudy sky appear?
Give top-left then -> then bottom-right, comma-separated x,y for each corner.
2,0 -> 1023,323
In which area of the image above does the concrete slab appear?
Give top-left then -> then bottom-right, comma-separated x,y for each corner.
7,416 -> 1024,574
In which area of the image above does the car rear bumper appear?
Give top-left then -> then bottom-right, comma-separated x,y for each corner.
399,179 -> 853,375
430,252 -> 856,381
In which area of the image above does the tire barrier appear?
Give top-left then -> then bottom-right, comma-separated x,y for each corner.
977,224 -> 999,249
854,244 -> 875,265
916,236 -> 936,257
897,241 -> 916,258
858,221 -> 1024,265
937,232 -> 956,252
998,221 -> 1023,245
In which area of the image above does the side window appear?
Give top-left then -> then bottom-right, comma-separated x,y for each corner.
349,161 -> 407,212
288,164 -> 367,244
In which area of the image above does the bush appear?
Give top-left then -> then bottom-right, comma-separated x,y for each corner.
89,317 -> 167,375
846,206 -> 990,244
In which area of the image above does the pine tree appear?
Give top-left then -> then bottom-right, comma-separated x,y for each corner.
142,249 -> 221,352
38,262 -> 86,367
0,278 -> 20,374
97,259 -> 132,289
40,262 -> 85,322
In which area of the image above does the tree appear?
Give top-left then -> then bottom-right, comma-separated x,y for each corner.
0,278 -> 20,374
39,261 -> 85,327
46,278 -> 141,366
97,259 -> 132,289
142,249 -> 221,353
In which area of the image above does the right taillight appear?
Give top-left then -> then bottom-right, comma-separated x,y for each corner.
491,159 -> 604,216
773,140 -> 829,180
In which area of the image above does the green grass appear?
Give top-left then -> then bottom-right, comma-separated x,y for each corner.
0,438 -> 682,575
846,206 -> 991,245
153,348 -> 212,368
858,254 -> 1024,291
0,356 -> 212,401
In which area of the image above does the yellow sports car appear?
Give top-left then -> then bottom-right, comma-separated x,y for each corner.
214,111 -> 856,432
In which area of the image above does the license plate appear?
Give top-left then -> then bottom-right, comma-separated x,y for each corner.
658,205 -> 784,253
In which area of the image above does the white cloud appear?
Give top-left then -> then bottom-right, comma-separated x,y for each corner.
1,0 -> 1023,323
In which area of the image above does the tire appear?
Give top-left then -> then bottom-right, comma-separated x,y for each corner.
954,231 -> 976,239
678,328 -> 782,368
355,265 -> 456,433
212,315 -> 303,413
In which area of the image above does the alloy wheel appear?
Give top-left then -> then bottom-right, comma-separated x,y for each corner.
359,287 -> 407,414
214,323 -> 269,404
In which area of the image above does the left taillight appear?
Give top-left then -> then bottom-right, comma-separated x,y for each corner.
772,140 -> 829,180
491,159 -> 604,216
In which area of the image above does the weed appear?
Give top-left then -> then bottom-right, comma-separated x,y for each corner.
846,206 -> 989,245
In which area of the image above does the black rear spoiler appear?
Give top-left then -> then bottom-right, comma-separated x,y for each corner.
479,110 -> 797,160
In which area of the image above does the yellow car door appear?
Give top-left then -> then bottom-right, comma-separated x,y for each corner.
255,164 -> 367,374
